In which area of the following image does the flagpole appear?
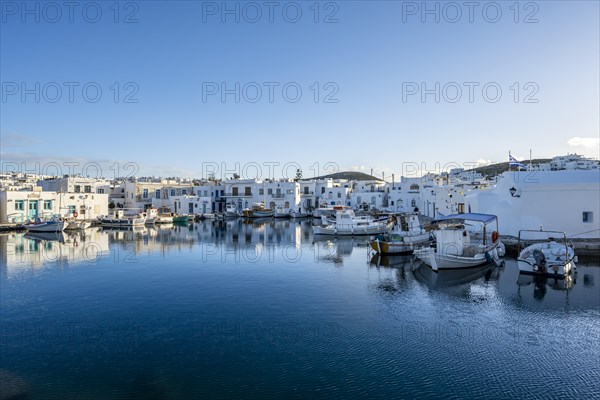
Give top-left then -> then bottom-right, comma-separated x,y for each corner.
508,151 -> 511,172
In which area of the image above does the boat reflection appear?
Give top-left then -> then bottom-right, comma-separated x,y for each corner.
369,253 -> 420,271
24,231 -> 66,243
413,263 -> 497,289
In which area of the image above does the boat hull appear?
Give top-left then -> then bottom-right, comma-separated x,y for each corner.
243,210 -> 274,218
100,218 -> 145,227
313,224 -> 391,236
370,240 -> 425,255
414,248 -> 494,271
24,221 -> 65,232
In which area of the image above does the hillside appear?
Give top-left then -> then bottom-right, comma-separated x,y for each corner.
305,171 -> 384,181
467,159 -> 551,177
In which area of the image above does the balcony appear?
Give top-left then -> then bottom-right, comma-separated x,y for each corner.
301,191 -> 314,196
222,192 -> 253,197
270,193 -> 285,199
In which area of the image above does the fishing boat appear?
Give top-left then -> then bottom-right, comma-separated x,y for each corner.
242,203 -> 274,218
274,206 -> 290,218
23,217 -> 66,232
224,203 -> 240,218
413,213 -> 502,271
370,212 -> 430,254
99,210 -> 145,227
516,229 -> 577,278
312,208 -> 393,236
312,203 -> 347,219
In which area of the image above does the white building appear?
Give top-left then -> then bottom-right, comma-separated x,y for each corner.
0,187 -> 108,223
465,170 -> 600,239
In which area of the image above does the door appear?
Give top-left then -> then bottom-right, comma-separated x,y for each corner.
28,201 -> 38,218
189,203 -> 194,213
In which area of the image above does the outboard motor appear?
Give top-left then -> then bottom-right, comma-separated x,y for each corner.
532,249 -> 547,273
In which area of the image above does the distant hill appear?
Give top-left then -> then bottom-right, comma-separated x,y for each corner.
467,159 -> 551,177
304,171 -> 384,181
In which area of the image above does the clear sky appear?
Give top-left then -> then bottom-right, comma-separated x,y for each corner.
1,0 -> 599,179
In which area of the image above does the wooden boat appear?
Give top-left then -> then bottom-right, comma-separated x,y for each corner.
413,213 -> 502,271
23,217 -> 65,232
242,203 -> 274,218
370,212 -> 430,254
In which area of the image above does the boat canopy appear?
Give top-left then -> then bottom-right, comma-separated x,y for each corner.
433,213 -> 497,224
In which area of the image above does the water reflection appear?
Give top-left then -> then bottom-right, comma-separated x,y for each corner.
1,221 -> 598,312
413,264 -> 498,289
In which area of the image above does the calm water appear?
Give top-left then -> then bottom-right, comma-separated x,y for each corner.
1,220 -> 599,399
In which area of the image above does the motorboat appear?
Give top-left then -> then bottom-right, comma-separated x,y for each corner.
312,208 -> 393,236
413,213 -> 502,271
23,217 -> 65,232
516,229 -> 577,278
274,206 -> 290,218
242,203 -> 274,218
370,212 -> 431,254
224,203 -> 240,218
99,210 -> 145,227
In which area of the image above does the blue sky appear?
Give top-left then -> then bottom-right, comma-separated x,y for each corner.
1,1 -> 599,179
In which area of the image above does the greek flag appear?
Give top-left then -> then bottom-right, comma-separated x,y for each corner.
509,154 -> 527,170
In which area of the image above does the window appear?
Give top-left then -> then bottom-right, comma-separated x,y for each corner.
171,189 -> 176,196
43,200 -> 52,210
142,189 -> 148,199
286,189 -> 293,194
268,189 -> 273,195
583,212 -> 593,223
304,187 -> 309,194
337,192 -> 341,198
97,188 -> 104,194
84,185 -> 92,193
182,189 -> 187,195
15,200 -> 24,211
321,187 -> 325,194
204,190 -> 208,196
411,199 -> 417,207
74,185 -> 81,193
156,189 -> 161,199
259,189 -> 264,195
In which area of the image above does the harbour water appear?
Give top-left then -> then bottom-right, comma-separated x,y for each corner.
1,220 -> 599,399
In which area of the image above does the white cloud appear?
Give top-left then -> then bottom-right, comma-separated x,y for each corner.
568,137 -> 600,149
475,159 -> 493,166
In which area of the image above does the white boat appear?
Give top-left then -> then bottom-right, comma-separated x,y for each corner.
274,206 -> 290,218
312,203 -> 348,219
155,213 -> 174,224
224,203 -> 240,218
64,220 -> 92,230
99,210 -> 145,227
242,203 -> 274,218
23,217 -> 65,232
516,229 -> 577,278
289,208 -> 309,218
312,208 -> 393,236
413,213 -> 502,271
370,212 -> 431,254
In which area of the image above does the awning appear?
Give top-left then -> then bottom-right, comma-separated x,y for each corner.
432,213 -> 497,224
